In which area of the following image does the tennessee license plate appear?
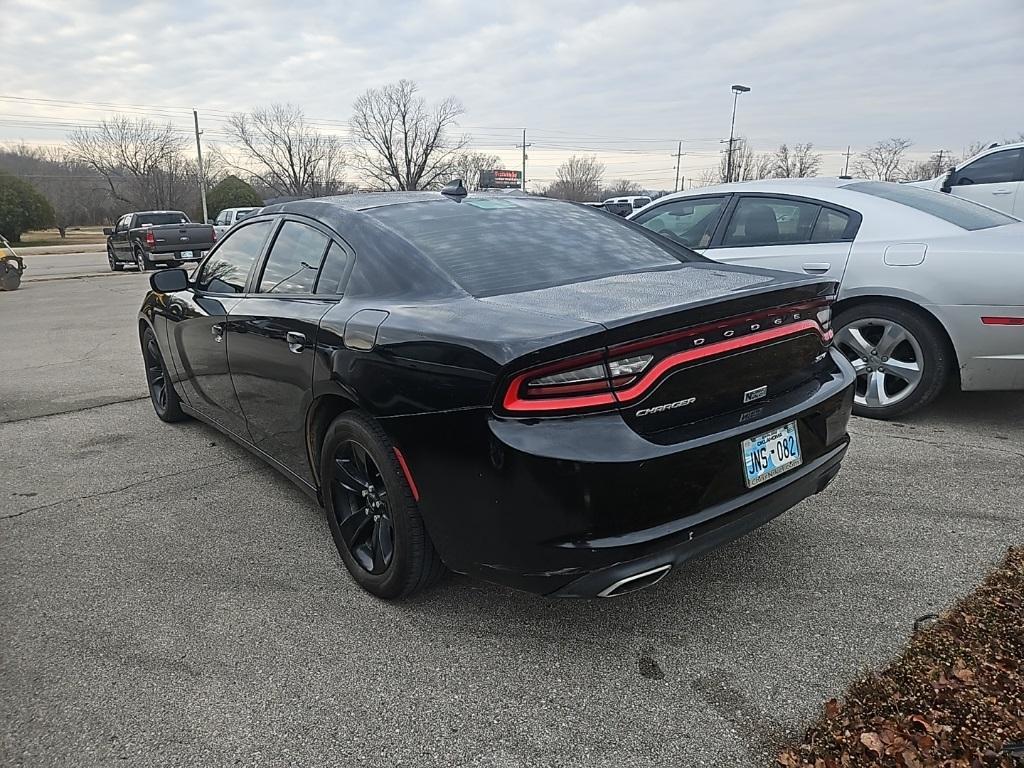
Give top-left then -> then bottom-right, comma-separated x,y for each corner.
742,421 -> 802,488
180,250 -> 193,259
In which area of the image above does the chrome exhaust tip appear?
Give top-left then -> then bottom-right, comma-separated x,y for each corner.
597,564 -> 672,598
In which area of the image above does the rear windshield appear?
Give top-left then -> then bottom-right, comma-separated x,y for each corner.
847,182 -> 1017,230
137,212 -> 189,226
368,197 -> 694,297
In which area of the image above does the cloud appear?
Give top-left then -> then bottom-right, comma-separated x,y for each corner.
3,0 -> 1022,187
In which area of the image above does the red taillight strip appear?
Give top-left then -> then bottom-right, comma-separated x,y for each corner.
607,299 -> 830,357
392,447 -> 420,502
611,320 -> 825,405
981,316 -> 1024,326
502,319 -> 829,413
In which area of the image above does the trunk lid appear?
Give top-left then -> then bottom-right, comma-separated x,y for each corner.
491,264 -> 836,433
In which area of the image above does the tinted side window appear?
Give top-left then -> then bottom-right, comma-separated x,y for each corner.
811,208 -> 851,243
722,197 -> 821,247
196,220 -> 273,293
315,242 -> 352,294
633,197 -> 727,248
957,149 -> 1024,185
258,221 -> 329,294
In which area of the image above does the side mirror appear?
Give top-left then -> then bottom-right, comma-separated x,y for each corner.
150,267 -> 189,293
103,227 -> 114,236
939,167 -> 956,193
207,219 -> 215,225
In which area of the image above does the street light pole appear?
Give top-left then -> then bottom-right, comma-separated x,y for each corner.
725,84 -> 750,184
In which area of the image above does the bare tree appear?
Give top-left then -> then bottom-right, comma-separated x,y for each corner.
70,115 -> 192,210
544,155 -> 605,201
221,104 -> 346,198
450,151 -> 502,190
601,179 -> 645,198
350,80 -> 467,191
855,138 -> 914,182
715,140 -> 773,183
771,143 -> 822,178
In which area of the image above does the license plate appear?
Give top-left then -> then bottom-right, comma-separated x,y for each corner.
180,250 -> 193,259
742,421 -> 802,488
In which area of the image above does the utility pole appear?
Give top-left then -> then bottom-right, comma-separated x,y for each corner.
725,84 -> 750,183
515,129 -> 532,193
935,149 -> 946,176
843,145 -> 852,176
193,109 -> 209,223
672,141 -> 683,192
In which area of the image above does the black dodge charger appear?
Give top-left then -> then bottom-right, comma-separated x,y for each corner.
138,186 -> 855,599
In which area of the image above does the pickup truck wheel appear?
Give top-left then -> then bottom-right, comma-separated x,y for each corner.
141,327 -> 187,423
107,247 -> 123,271
134,246 -> 150,272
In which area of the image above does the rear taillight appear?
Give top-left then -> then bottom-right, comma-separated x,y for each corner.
144,230 -> 155,246
211,227 -> 217,242
500,299 -> 834,415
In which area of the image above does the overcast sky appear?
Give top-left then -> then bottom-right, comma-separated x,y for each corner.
4,0 -> 1023,190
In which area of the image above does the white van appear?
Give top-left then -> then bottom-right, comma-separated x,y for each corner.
602,196 -> 653,217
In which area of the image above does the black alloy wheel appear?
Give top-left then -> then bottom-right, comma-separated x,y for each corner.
320,412 -> 444,598
141,327 -> 187,422
331,440 -> 395,574
134,246 -> 149,272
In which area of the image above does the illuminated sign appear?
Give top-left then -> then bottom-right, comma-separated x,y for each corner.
479,169 -> 522,189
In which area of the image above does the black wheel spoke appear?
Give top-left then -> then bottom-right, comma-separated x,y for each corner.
334,457 -> 368,493
338,507 -> 373,548
376,516 -> 394,566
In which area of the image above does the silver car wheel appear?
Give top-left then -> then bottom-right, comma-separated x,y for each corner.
834,317 -> 924,410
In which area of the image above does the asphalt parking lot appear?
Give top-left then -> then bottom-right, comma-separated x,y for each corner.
2,258 -> 1022,767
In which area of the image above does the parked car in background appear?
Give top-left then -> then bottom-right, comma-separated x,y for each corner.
105,211 -> 216,272
603,195 -> 652,216
630,179 -> 1024,418
212,206 -> 260,237
138,189 -> 853,599
911,141 -> 1024,218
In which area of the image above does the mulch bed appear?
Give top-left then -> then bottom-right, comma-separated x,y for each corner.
778,546 -> 1024,768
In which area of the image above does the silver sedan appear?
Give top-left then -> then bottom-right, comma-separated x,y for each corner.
629,179 -> 1024,418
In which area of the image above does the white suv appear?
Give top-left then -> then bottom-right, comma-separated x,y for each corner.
912,142 -> 1024,217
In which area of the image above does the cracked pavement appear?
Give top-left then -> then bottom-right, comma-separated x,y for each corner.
1,269 -> 1022,767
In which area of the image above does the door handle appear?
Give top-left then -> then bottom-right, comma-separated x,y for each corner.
286,331 -> 306,353
802,262 -> 831,273
211,323 -> 223,342
992,189 -> 1013,195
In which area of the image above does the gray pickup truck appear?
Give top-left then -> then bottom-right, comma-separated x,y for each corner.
104,210 -> 216,272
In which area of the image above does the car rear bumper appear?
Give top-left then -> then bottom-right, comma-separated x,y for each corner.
549,441 -> 846,597
381,352 -> 855,597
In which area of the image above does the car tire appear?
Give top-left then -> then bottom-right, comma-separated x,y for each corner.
108,247 -> 123,271
141,327 -> 188,423
320,412 -> 445,599
134,246 -> 150,272
833,302 -> 951,419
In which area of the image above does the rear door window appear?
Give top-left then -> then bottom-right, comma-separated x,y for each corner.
368,198 -> 695,298
632,197 -> 728,248
721,197 -> 822,247
258,221 -> 330,295
811,208 -> 852,242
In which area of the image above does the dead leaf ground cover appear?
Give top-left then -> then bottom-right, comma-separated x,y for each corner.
778,546 -> 1023,768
